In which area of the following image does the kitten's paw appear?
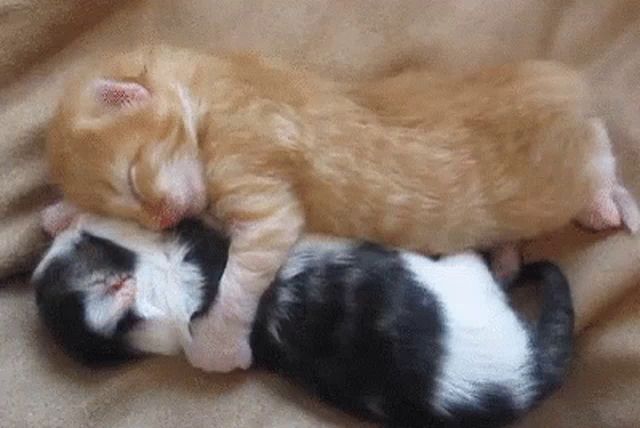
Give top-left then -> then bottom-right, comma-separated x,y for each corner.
185,309 -> 253,373
612,186 -> 640,233
489,243 -> 522,284
575,189 -> 621,231
574,186 -> 640,233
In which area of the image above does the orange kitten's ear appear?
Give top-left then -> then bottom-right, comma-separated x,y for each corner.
93,79 -> 150,108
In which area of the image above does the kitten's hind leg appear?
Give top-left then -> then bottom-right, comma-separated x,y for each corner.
574,118 -> 640,233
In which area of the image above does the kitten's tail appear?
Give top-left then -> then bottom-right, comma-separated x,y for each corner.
512,262 -> 575,403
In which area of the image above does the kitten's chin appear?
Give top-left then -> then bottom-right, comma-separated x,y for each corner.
150,196 -> 207,230
154,205 -> 188,230
188,189 -> 208,217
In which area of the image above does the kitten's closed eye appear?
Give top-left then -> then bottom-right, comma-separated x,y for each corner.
125,160 -> 178,229
128,164 -> 143,203
125,143 -> 208,230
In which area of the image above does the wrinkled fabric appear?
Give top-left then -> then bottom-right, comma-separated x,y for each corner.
1,1 -> 640,426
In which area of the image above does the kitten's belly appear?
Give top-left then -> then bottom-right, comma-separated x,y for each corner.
299,117 -> 591,253
300,179 -> 580,255
302,194 -> 485,254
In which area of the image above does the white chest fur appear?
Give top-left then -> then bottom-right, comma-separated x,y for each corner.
126,238 -> 206,356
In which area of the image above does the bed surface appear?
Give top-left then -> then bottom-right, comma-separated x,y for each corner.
2,1 -> 640,426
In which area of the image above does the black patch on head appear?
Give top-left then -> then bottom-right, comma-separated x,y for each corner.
173,219 -> 230,321
79,233 -> 138,271
34,234 -> 141,367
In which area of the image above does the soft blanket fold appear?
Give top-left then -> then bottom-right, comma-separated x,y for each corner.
1,1 -> 640,426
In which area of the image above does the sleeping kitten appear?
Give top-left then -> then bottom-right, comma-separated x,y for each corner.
34,214 -> 574,428
45,45 -> 635,372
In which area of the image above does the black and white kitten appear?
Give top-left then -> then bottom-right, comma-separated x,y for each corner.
33,214 -> 574,428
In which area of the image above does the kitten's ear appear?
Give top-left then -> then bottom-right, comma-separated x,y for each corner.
41,200 -> 80,237
93,79 -> 150,108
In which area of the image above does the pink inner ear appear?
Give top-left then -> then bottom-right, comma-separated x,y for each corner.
41,200 -> 80,237
94,79 -> 150,108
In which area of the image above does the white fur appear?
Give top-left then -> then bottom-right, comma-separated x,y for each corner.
126,240 -> 204,355
175,83 -> 199,142
271,113 -> 300,147
37,213 -> 541,407
37,214 -> 206,355
32,223 -> 78,281
279,235 -> 353,280
588,118 -> 617,188
85,274 -> 136,335
75,215 -> 163,255
401,251 -> 535,413
155,154 -> 205,210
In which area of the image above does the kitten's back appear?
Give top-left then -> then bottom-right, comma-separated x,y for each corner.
48,47 -> 615,255
297,60 -> 597,252
251,241 -> 574,427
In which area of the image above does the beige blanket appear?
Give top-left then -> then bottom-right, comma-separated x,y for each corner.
2,1 -> 640,426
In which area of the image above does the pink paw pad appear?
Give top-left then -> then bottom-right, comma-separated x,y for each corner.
576,186 -> 640,233
577,190 -> 621,231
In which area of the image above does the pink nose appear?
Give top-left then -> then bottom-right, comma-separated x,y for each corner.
158,213 -> 180,229
155,201 -> 186,229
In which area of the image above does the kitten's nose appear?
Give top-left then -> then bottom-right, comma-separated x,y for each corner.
159,213 -> 180,229
155,201 -> 186,229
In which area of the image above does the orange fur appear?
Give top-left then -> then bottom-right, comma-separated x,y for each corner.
46,45 -> 627,371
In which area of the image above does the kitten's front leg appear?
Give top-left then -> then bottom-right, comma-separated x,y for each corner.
185,185 -> 304,372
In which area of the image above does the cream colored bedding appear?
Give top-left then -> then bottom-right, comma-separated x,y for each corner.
2,1 -> 640,426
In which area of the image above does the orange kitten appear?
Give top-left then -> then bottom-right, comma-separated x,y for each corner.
46,45 -> 638,372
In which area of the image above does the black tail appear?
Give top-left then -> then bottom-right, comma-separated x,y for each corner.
512,261 -> 575,402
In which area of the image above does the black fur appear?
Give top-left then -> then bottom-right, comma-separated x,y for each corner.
187,230 -> 573,427
446,385 -> 518,428
35,221 -> 574,427
34,235 -> 141,366
514,262 -> 575,402
249,242 -> 445,427
173,220 -> 229,321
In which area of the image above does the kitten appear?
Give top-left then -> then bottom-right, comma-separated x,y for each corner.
45,45 -> 636,371
34,214 -> 574,428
